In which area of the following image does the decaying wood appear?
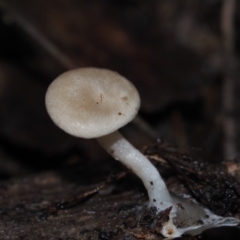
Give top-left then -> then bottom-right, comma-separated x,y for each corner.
0,168 -> 200,240
144,142 -> 240,217
1,145 -> 240,239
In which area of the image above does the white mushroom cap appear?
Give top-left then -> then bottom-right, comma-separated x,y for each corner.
45,68 -> 140,139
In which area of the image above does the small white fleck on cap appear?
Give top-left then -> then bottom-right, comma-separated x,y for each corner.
45,68 -> 140,139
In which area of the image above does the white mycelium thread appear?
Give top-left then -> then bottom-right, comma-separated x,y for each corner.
160,195 -> 240,238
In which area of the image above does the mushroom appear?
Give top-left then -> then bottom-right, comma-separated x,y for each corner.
45,67 -> 172,210
45,68 -> 240,238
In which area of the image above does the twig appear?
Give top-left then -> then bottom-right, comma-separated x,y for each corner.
15,15 -> 78,69
41,171 -> 127,219
171,110 -> 188,152
221,0 -> 237,160
0,1 -> 77,69
133,116 -> 159,140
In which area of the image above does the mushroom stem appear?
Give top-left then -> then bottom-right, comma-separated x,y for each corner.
97,130 -> 173,210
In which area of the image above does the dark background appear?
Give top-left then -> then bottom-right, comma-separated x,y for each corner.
0,0 -> 240,176
0,1 -> 240,238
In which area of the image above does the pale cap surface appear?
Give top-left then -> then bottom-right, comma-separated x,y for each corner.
45,68 -> 140,138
